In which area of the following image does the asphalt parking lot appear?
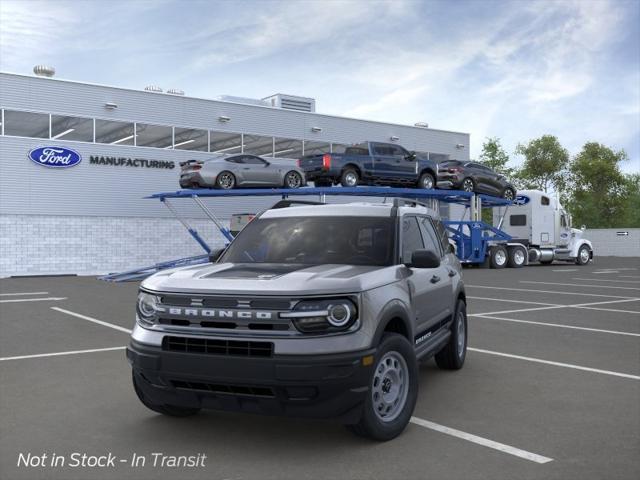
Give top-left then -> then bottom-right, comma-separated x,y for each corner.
1,257 -> 639,480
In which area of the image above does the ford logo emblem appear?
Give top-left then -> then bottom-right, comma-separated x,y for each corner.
514,195 -> 530,205
28,146 -> 82,168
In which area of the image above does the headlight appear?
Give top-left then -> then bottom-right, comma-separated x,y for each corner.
282,298 -> 358,334
136,291 -> 159,326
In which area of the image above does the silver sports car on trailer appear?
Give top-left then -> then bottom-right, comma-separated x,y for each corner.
179,154 -> 306,189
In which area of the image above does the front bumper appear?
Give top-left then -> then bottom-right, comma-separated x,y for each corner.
127,339 -> 375,422
436,174 -> 461,190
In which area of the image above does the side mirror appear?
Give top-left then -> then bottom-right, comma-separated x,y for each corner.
406,151 -> 417,161
406,249 -> 441,268
208,248 -> 224,263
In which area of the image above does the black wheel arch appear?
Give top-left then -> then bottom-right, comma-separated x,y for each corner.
371,301 -> 414,347
342,164 -> 362,176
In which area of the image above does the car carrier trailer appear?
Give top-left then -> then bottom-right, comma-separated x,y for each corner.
100,186 -> 591,282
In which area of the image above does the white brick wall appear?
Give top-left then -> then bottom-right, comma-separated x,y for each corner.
0,214 -> 229,277
585,228 -> 640,257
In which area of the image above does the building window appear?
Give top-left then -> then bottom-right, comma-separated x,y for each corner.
3,110 -> 49,138
95,119 -> 135,145
173,127 -> 208,151
303,140 -> 330,156
273,137 -> 303,159
243,134 -> 274,156
210,131 -> 243,154
135,123 -> 173,148
51,114 -> 93,142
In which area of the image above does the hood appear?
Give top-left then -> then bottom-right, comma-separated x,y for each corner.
141,262 -> 401,296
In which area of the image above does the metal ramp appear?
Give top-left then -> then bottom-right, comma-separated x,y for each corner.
100,186 -> 512,281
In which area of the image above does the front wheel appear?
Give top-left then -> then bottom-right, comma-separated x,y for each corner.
502,187 -> 515,201
417,172 -> 435,190
435,299 -> 467,370
461,177 -> 475,192
346,334 -> 418,441
576,245 -> 591,265
284,170 -> 303,189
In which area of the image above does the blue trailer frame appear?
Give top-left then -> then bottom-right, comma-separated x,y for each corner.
100,187 -> 512,281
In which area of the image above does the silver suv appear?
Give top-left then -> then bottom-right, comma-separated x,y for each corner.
127,199 -> 467,440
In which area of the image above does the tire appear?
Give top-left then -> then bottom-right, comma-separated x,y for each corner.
507,246 -> 526,268
340,168 -> 359,187
461,177 -> 475,192
417,172 -> 435,190
489,245 -> 508,269
502,187 -> 515,201
132,372 -> 200,417
284,170 -> 303,189
216,171 -> 236,189
346,334 -> 418,441
435,299 -> 467,370
575,244 -> 591,265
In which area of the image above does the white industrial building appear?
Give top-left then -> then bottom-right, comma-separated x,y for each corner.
0,69 -> 471,277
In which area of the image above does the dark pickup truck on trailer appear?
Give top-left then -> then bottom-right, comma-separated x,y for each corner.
298,142 -> 439,189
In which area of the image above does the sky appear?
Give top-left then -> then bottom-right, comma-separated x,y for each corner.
1,0 -> 638,173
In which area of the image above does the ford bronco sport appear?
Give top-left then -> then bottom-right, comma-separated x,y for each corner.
127,199 -> 468,440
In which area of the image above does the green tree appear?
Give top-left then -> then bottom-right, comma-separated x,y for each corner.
566,142 -> 629,228
515,135 -> 569,193
479,137 -> 514,177
618,173 -> 640,228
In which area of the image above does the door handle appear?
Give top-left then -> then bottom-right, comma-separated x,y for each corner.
430,275 -> 441,284
448,269 -> 457,277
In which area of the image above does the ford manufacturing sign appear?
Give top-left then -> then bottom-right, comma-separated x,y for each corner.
28,146 -> 82,168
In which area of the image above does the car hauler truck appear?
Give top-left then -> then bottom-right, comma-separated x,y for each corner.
492,189 -> 593,266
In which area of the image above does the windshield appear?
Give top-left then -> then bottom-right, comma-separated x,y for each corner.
219,216 -> 395,266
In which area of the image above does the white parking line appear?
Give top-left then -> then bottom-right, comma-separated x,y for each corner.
552,269 -> 579,272
520,281 -> 640,291
572,278 -> 640,284
467,296 -> 558,307
471,314 -> 640,337
0,291 -> 49,296
473,298 -> 640,316
466,285 -> 635,299
51,307 -> 132,334
468,347 -> 640,380
0,297 -> 67,303
0,346 -> 126,362
619,275 -> 640,279
410,417 -> 553,464
593,270 -> 620,274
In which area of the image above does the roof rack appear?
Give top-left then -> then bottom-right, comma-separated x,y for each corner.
271,199 -> 325,209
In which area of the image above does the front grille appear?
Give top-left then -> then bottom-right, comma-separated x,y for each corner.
171,380 -> 275,397
162,336 -> 273,357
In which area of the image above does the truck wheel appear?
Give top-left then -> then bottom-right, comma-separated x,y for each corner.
461,178 -> 475,192
340,168 -> 359,187
417,172 -> 435,190
346,334 -> 418,441
507,246 -> 526,268
132,372 -> 200,417
576,245 -> 591,265
435,299 -> 467,370
216,171 -> 236,189
502,187 -> 515,201
490,245 -> 508,269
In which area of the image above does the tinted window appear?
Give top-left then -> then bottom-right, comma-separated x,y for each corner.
541,196 -> 550,206
220,216 -> 394,266
401,217 -> 425,264
345,147 -> 370,156
418,217 -> 441,256
431,218 -> 451,253
373,144 -> 395,156
136,123 -> 172,148
510,215 -> 527,226
95,119 -> 135,145
226,156 -> 244,164
440,160 -> 462,168
51,114 -> 93,142
4,110 -> 49,138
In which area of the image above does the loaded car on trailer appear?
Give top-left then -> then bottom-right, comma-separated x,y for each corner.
298,141 -> 439,190
437,160 -> 517,200
127,199 -> 467,441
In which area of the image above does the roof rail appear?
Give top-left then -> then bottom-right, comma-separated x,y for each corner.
391,197 -> 430,209
271,199 -> 325,209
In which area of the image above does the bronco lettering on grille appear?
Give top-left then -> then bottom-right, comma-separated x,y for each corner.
156,306 -> 273,320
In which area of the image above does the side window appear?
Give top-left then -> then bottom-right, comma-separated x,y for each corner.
510,215 -> 527,226
418,217 -> 442,256
541,196 -> 550,206
431,219 -> 451,254
389,145 -> 407,157
226,156 -> 243,164
243,155 -> 266,165
401,217 -> 425,264
373,144 -> 393,156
